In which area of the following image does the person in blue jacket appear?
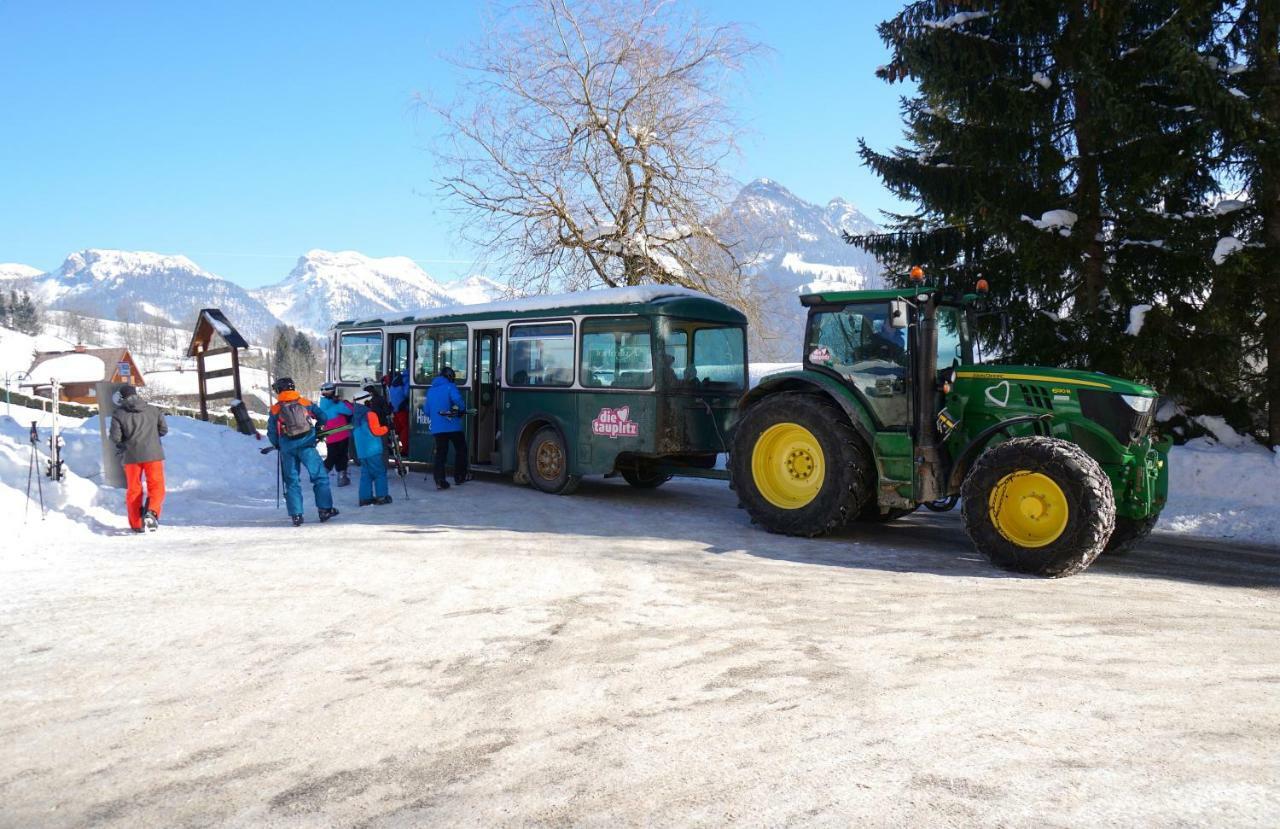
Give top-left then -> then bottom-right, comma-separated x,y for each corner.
267,377 -> 338,527
316,382 -> 354,487
349,390 -> 393,506
423,365 -> 468,490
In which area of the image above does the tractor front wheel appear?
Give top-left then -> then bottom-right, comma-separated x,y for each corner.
961,437 -> 1115,577
1104,514 -> 1160,554
730,392 -> 874,537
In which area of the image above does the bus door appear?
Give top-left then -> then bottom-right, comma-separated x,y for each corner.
471,329 -> 502,466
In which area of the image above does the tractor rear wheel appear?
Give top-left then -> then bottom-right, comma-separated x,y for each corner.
730,392 -> 874,537
961,437 -> 1115,577
1104,514 -> 1160,554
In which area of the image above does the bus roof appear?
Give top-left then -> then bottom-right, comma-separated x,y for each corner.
333,285 -> 747,329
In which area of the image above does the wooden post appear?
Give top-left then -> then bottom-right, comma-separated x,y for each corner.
231,346 -> 243,404
196,343 -> 208,422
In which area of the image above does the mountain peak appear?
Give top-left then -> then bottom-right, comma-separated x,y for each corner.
0,263 -> 43,281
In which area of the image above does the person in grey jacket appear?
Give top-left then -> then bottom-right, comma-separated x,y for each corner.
108,385 -> 168,532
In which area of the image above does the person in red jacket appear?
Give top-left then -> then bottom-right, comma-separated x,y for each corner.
108,386 -> 167,532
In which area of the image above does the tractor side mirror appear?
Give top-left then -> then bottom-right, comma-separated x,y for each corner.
937,365 -> 957,393
889,299 -> 909,329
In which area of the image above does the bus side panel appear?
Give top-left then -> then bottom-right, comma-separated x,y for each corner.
576,391 -> 658,474
500,389 -> 579,473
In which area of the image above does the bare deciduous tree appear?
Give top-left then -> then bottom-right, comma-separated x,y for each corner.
431,0 -> 762,300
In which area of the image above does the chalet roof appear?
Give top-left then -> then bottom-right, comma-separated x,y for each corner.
27,347 -> 146,385
187,308 -> 249,356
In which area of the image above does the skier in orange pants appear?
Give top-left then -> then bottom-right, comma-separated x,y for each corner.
109,385 -> 168,532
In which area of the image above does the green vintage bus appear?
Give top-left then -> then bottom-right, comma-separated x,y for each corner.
326,286 -> 747,493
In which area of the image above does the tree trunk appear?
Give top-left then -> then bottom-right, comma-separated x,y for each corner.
1064,5 -> 1108,312
1259,0 -> 1280,446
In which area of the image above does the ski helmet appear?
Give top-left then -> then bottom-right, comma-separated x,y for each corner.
320,381 -> 337,397
273,377 -> 296,394
440,365 -> 457,382
353,390 -> 371,403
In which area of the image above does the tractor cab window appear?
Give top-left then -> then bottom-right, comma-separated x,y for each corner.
936,305 -> 967,368
806,302 -> 909,428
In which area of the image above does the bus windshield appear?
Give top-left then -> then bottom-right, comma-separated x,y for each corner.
661,323 -> 745,391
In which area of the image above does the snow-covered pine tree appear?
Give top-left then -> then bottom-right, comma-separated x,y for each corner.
1208,0 -> 1280,445
849,2 -> 1247,427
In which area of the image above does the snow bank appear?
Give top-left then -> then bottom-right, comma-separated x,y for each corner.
0,401 -> 279,540
25,353 -> 106,385
1163,432 -> 1279,545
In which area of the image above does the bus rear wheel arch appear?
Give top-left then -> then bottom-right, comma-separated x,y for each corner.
523,423 -> 580,495
729,391 -> 874,537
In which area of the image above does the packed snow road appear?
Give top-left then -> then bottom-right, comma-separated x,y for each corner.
2,473 -> 1278,827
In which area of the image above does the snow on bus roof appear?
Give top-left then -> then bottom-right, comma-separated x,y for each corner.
354,285 -> 727,326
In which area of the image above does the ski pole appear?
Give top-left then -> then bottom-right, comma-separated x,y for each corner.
276,449 -> 281,510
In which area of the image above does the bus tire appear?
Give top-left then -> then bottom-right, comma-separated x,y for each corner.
1104,514 -> 1159,554
729,392 -> 873,537
620,462 -> 671,489
527,425 -> 577,495
961,437 -> 1115,577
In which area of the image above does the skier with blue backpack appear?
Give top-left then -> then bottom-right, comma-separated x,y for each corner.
267,377 -> 339,527
349,389 -> 393,506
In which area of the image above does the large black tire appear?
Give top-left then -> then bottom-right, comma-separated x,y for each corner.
729,392 -> 874,537
856,502 -> 918,522
1104,514 -> 1160,554
960,437 -> 1116,577
620,462 -> 671,489
526,425 -> 580,495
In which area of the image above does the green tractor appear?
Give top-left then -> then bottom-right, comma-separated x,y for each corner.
729,279 -> 1170,577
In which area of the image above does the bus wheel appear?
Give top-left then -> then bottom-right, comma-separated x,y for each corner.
856,502 -> 917,522
620,462 -> 671,489
729,392 -> 873,537
961,437 -> 1115,577
527,425 -> 579,495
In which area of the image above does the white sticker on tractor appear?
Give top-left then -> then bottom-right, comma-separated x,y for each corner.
809,346 -> 832,365
985,380 -> 1012,408
592,405 -> 640,439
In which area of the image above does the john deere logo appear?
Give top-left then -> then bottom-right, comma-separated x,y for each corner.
592,406 -> 639,439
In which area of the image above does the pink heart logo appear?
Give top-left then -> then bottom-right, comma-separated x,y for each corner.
616,406 -> 630,422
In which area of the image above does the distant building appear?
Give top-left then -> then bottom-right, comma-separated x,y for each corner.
26,345 -> 145,404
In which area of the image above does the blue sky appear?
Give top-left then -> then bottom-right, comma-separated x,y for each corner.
0,1 -> 910,288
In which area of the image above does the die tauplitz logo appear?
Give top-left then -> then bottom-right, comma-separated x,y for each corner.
592,405 -> 640,439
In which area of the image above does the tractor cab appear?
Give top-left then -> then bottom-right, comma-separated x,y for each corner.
729,275 -> 1170,578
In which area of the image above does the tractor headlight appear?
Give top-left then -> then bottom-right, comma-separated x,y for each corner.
1120,394 -> 1155,413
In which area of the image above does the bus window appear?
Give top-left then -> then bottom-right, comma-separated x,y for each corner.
338,331 -> 383,382
662,330 -> 688,384
508,322 -> 574,387
692,327 -> 745,390
414,325 -> 469,384
580,318 -> 654,389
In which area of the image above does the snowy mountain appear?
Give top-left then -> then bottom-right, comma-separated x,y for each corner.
252,250 -> 473,336
0,263 -> 42,288
443,274 -> 507,306
33,250 -> 283,343
721,179 -> 885,358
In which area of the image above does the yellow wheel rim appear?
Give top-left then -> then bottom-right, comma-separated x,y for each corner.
988,471 -> 1069,548
751,423 -> 826,509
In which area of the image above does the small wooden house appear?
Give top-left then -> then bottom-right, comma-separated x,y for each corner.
26,345 -> 145,404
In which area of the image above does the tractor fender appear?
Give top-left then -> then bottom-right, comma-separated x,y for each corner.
737,371 -> 878,449
946,413 -> 1053,491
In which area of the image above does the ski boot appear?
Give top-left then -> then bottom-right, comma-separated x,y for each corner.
373,495 -> 393,505
338,472 -> 351,487
359,498 -> 374,507
143,510 -> 159,532
318,507 -> 340,523
435,480 -> 451,491
291,514 -> 304,527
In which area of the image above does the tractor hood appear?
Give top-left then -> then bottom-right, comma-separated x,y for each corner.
955,365 -> 1157,397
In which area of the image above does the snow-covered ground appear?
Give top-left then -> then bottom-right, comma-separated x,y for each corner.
1,403 -> 1277,825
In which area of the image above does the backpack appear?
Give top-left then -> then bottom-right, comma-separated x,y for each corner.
276,400 -> 314,439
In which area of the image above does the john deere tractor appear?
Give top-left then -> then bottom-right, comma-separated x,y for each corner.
729,279 -> 1170,577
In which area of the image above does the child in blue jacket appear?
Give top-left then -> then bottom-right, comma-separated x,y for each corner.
350,390 -> 392,505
